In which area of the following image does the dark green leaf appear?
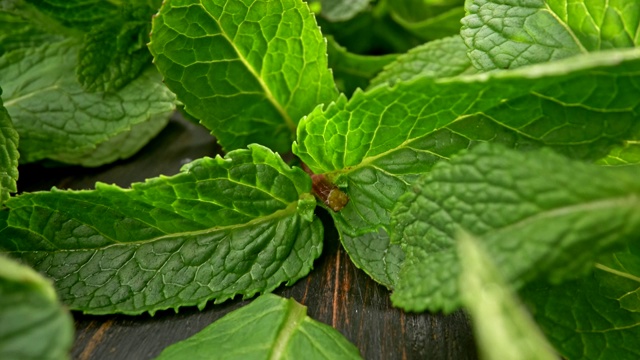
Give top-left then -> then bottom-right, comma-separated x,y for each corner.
0,92 -> 18,204
294,48 -> 640,288
462,0 -> 640,71
522,273 -> 640,359
76,4 -> 156,92
0,255 -> 74,360
458,233 -> 558,360
0,145 -> 322,315
0,39 -> 175,166
24,0 -> 118,30
149,0 -> 338,153
594,243 -> 640,313
326,36 -> 398,96
390,0 -> 465,41
391,144 -> 640,312
155,294 -> 362,360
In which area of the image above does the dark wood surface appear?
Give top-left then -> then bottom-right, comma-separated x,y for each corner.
17,116 -> 478,360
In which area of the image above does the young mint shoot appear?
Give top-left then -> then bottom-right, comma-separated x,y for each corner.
1,0 -> 640,359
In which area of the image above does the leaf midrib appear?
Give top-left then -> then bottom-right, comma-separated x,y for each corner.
9,200 -> 303,253
197,3 -> 297,133
268,299 -> 306,360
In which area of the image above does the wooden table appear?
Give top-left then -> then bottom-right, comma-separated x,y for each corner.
17,116 -> 478,360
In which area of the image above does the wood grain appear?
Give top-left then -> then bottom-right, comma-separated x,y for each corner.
16,115 -> 478,360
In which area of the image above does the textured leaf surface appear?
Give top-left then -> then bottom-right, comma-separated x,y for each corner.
595,243 -> 640,313
294,48 -> 640,288
0,94 -> 18,204
326,36 -> 398,96
0,40 -> 175,165
76,3 -> 155,92
0,255 -> 74,360
370,35 -> 475,88
155,294 -> 362,360
458,233 -> 557,360
522,274 -> 640,359
0,10 -> 60,56
24,0 -> 118,30
598,140 -> 640,166
462,0 -> 640,71
391,144 -> 640,312
149,0 -> 337,153
318,0 -> 370,22
0,145 -> 322,315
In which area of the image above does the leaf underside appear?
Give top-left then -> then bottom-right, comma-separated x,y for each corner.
0,145 -> 322,315
0,39 -> 175,166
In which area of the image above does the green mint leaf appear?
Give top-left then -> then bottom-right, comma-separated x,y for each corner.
0,10 -> 60,56
369,35 -> 475,88
0,255 -> 74,360
594,244 -> 640,313
0,92 -> 18,204
391,144 -> 640,313
0,39 -> 175,166
462,0 -> 640,71
155,294 -> 362,360
458,233 -> 558,360
390,0 -> 465,41
76,5 -> 154,92
294,48 -> 640,288
149,0 -> 338,153
522,275 -> 640,359
326,36 -> 398,96
24,0 -> 118,30
316,0 -> 371,22
0,145 -> 322,315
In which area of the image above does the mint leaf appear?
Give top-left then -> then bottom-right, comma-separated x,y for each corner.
522,275 -> 640,359
391,144 -> 640,312
155,294 -> 362,360
595,244 -> 640,313
390,0 -> 465,41
76,4 -> 154,92
0,92 -> 18,204
294,48 -> 640,288
0,255 -> 74,360
0,39 -> 175,166
24,0 -> 118,30
149,0 -> 338,153
0,10 -> 60,55
458,233 -> 557,360
462,0 -> 640,71
369,35 -> 475,88
326,36 -> 398,96
316,0 -> 371,22
598,139 -> 640,166
0,145 -> 322,315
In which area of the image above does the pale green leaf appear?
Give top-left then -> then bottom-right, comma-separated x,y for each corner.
155,294 -> 362,360
0,145 -> 322,315
316,0 -> 371,22
0,93 -> 18,204
391,144 -> 640,312
0,255 -> 74,360
0,39 -> 175,166
294,48 -> 640,288
594,243 -> 640,313
462,0 -> 640,71
369,35 -> 475,88
522,274 -> 640,359
326,36 -> 398,96
597,141 -> 640,165
458,233 -> 557,360
149,0 -> 338,153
